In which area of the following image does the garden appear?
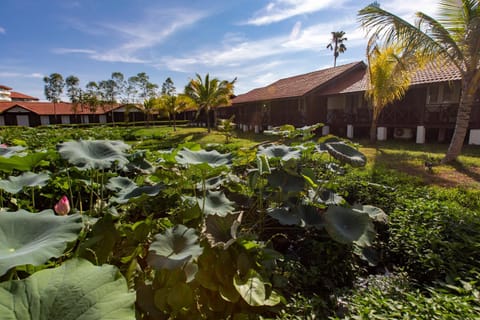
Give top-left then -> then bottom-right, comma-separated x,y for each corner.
0,124 -> 479,319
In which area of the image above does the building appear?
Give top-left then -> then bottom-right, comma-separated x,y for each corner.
229,62 -> 480,144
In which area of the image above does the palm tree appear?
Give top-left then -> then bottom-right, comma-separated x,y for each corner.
358,1 -> 480,162
184,74 -> 235,133
365,38 -> 424,143
156,94 -> 195,131
326,31 -> 347,67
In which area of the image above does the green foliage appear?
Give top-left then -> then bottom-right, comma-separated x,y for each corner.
0,258 -> 135,319
338,272 -> 480,320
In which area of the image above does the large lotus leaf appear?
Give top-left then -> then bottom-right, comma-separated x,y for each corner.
0,172 -> 50,194
323,205 -> 375,246
0,146 -> 26,158
0,152 -> 50,172
202,211 -> 243,249
58,140 -> 130,170
356,204 -> 388,224
147,225 -> 203,270
325,142 -> 367,167
183,191 -> 235,217
196,175 -> 226,191
268,207 -> 301,226
0,258 -> 135,319
233,269 -> 281,307
107,177 -> 163,204
257,144 -> 301,161
175,148 -> 232,167
0,210 -> 83,276
308,189 -> 345,206
124,150 -> 154,174
268,205 -> 323,228
267,169 -> 305,193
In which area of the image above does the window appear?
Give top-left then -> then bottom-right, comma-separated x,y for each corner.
427,85 -> 439,104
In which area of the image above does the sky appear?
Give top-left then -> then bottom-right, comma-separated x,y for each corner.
0,0 -> 439,101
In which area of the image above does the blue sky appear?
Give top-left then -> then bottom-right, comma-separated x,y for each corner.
0,0 -> 438,100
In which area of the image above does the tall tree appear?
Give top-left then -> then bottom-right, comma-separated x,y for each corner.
358,0 -> 480,162
83,81 -> 100,113
326,31 -> 347,67
365,38 -> 424,143
65,75 -> 82,117
111,72 -> 126,103
161,77 -> 176,96
184,74 -> 235,133
43,73 -> 65,124
156,94 -> 195,131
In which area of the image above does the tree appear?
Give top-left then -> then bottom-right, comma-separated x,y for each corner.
43,73 -> 65,124
358,0 -> 480,162
65,75 -> 82,118
326,31 -> 347,67
161,77 -> 176,96
83,81 -> 100,113
156,94 -> 195,131
365,38 -> 424,143
184,73 -> 236,133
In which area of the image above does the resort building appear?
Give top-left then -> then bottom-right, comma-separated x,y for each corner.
226,62 -> 480,145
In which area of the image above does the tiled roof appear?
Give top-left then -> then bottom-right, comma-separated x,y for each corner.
340,60 -> 462,94
0,101 -> 121,115
0,85 -> 12,90
10,91 -> 39,101
232,61 -> 365,103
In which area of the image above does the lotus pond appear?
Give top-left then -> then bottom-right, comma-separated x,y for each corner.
0,125 -> 478,319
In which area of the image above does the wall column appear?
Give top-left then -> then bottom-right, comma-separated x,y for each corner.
377,127 -> 387,141
346,124 -> 354,139
469,129 -> 480,145
416,126 -> 426,144
322,125 -> 330,136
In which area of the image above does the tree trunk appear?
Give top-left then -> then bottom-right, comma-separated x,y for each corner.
206,108 -> 211,133
442,79 -> 476,163
173,112 -> 176,131
369,116 -> 378,144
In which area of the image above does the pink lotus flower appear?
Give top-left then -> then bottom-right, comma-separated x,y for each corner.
0,144 -> 7,148
54,196 -> 70,216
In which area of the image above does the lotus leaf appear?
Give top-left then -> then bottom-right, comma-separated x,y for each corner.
183,191 -> 235,216
124,150 -> 154,174
202,211 -> 243,249
325,142 -> 367,167
58,140 -> 130,170
196,175 -> 226,191
0,171 -> 50,194
267,169 -> 305,193
233,269 -> 281,307
0,152 -> 50,172
0,210 -> 82,276
323,205 -> 375,246
268,205 -> 324,228
175,148 -> 232,167
107,177 -> 163,204
0,258 -> 135,319
0,146 -> 26,158
257,144 -> 301,161
308,189 -> 345,205
147,224 -> 203,270
357,204 -> 388,224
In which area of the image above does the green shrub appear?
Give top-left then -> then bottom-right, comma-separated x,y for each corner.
337,272 -> 480,320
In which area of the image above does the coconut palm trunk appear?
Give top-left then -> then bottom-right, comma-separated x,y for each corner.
443,78 -> 476,162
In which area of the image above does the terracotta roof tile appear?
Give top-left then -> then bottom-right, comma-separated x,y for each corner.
0,101 -> 122,115
0,85 -> 12,90
10,91 -> 39,101
340,60 -> 462,94
232,61 -> 365,103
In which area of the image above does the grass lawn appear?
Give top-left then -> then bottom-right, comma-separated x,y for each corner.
132,126 -> 480,188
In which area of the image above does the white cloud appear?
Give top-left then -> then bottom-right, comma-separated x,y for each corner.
382,0 -> 439,20
289,21 -> 302,40
53,48 -> 96,55
0,72 -> 43,78
246,0 -> 348,25
59,7 -> 207,63
0,27 -> 5,34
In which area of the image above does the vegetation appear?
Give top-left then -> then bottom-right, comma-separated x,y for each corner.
0,125 -> 478,319
326,31 -> 348,67
358,0 -> 480,162
364,38 -> 424,143
185,73 -> 236,133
